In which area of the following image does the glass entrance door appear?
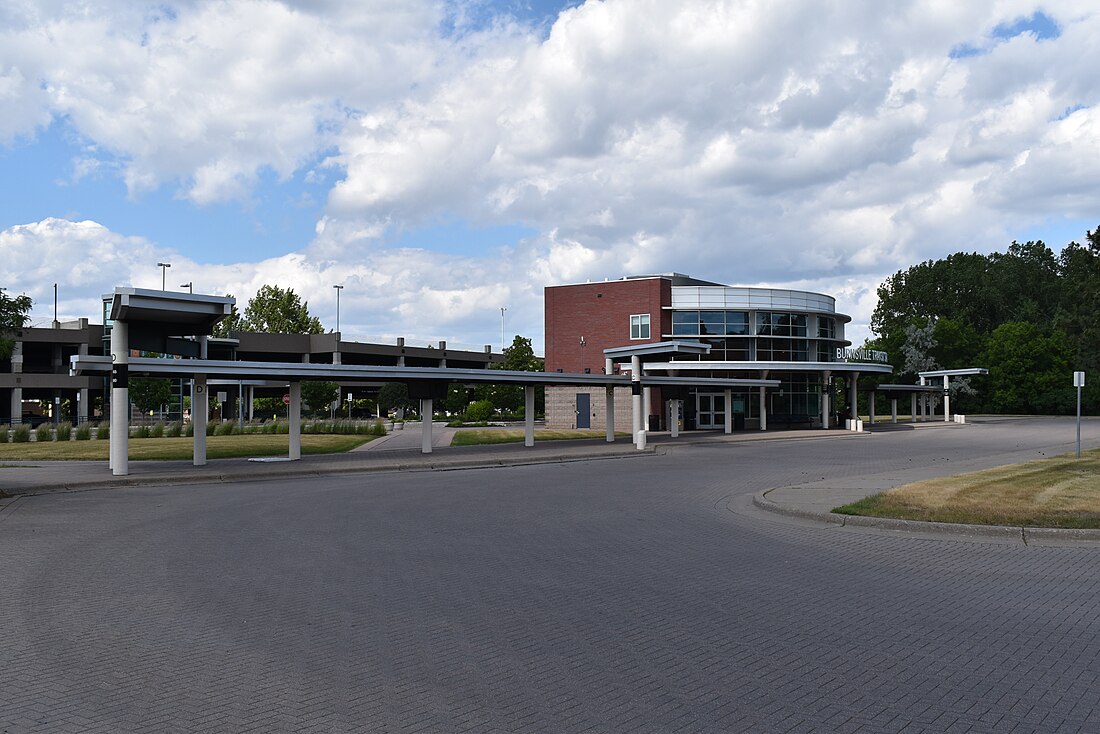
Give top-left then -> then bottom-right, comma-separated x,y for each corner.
695,393 -> 725,429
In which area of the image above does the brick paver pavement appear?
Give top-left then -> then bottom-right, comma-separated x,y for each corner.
2,417 -> 1099,732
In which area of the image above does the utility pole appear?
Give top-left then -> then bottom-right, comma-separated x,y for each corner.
333,284 -> 344,333
157,262 -> 171,290
500,306 -> 507,351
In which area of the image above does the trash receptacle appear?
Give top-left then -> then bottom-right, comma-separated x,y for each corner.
648,415 -> 661,432
734,413 -> 746,431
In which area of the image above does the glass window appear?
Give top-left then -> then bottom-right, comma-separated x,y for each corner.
630,314 -> 651,340
725,311 -> 749,335
699,311 -> 725,336
756,312 -> 772,335
818,317 -> 835,339
672,311 -> 699,336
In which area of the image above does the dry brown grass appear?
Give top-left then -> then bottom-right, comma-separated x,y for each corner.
834,448 -> 1100,528
0,434 -> 371,461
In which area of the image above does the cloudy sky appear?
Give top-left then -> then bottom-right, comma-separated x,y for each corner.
2,0 -> 1098,351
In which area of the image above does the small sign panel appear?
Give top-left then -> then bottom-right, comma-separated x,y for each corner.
282,394 -> 291,405
1074,371 -> 1086,387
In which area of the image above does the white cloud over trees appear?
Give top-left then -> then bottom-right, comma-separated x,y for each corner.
3,0 -> 1099,348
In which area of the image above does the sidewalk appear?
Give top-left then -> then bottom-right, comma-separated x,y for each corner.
0,427 -> 860,497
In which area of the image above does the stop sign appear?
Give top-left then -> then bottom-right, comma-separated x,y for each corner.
282,394 -> 291,405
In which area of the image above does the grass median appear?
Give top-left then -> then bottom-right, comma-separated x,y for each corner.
834,448 -> 1100,528
451,429 -> 630,446
0,434 -> 372,461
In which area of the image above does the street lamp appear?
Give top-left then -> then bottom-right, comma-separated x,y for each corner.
500,306 -> 507,351
180,282 -> 192,294
333,284 -> 344,333
157,262 -> 171,290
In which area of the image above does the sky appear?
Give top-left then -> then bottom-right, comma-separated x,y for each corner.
2,0 -> 1099,353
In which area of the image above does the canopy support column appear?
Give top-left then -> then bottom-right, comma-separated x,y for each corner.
891,397 -> 898,424
759,370 -> 768,431
869,391 -> 876,425
289,381 -> 301,460
848,372 -> 860,424
669,399 -> 679,438
421,398 -> 433,454
193,377 -> 208,466
943,374 -> 951,422
821,371 -> 831,429
524,386 -> 535,447
724,388 -> 732,434
911,392 -> 918,423
632,355 -> 644,449
605,386 -> 615,442
109,319 -> 129,476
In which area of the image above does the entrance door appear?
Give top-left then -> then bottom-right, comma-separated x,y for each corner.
576,393 -> 591,429
695,393 -> 725,429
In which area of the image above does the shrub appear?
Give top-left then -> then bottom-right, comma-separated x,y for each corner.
95,422 -> 110,440
35,424 -> 53,442
75,423 -> 92,441
184,422 -> 194,437
135,425 -> 151,439
56,422 -> 72,441
151,421 -> 165,438
464,400 -> 495,423
216,420 -> 237,436
368,419 -> 387,436
166,421 -> 182,437
206,420 -> 218,436
12,424 -> 31,443
0,425 -> 8,443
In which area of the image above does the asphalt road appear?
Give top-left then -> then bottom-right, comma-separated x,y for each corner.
2,417 -> 1099,733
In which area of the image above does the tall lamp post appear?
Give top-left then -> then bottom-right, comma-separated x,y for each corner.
180,282 -> 193,294
157,262 -> 171,290
500,306 -> 507,351
333,284 -> 344,333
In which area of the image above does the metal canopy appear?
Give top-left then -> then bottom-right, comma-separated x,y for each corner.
107,288 -> 235,335
603,341 -> 711,361
644,360 -> 895,375
918,368 -> 989,378
72,354 -> 784,390
873,384 -> 942,393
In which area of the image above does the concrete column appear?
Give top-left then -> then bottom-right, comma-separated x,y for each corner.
9,387 -> 22,426
604,357 -> 613,376
289,381 -> 301,460
758,370 -> 768,431
420,398 -> 432,454
605,386 -> 615,442
848,373 -> 860,424
943,375 -> 950,422
724,388 -> 732,434
669,399 -> 679,438
869,391 -> 876,425
248,385 -> 255,423
911,393 -> 917,423
821,371 -> 830,429
891,397 -> 897,423
110,319 -> 129,476
919,377 -> 926,422
78,388 -> 89,423
524,386 -> 535,447
643,386 -> 652,430
631,355 -> 643,448
193,377 -> 208,466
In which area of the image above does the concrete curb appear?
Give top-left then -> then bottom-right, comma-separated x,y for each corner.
4,446 -> 658,497
753,488 -> 1100,543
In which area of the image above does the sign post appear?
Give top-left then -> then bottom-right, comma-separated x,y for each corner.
1074,371 -> 1085,458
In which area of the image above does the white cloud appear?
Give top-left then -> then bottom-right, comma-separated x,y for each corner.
5,1 -> 1100,350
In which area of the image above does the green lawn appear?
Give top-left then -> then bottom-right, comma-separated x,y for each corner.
0,434 -> 373,461
451,429 -> 630,446
834,448 -> 1100,528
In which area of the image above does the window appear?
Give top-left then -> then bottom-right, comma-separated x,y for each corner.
630,314 -> 651,340
672,310 -> 699,336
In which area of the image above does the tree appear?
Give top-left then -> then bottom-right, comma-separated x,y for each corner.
982,322 -> 1074,414
130,378 -> 173,417
242,285 -> 323,334
211,295 -> 244,337
1,288 -> 32,359
301,381 -> 339,414
478,335 -> 545,415
378,382 -> 413,416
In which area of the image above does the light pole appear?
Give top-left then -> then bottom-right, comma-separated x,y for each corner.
157,262 -> 171,290
500,306 -> 507,351
333,284 -> 344,333
180,282 -> 192,294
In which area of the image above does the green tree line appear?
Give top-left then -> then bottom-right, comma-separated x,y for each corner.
868,227 -> 1100,414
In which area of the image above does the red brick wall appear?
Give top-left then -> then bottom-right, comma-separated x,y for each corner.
544,277 -> 671,374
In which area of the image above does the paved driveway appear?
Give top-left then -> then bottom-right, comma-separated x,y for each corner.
2,418 -> 1099,733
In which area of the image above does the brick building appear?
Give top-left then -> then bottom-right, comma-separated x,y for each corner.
544,274 -> 893,431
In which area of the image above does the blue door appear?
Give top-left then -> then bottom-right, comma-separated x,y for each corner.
576,393 -> 591,429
